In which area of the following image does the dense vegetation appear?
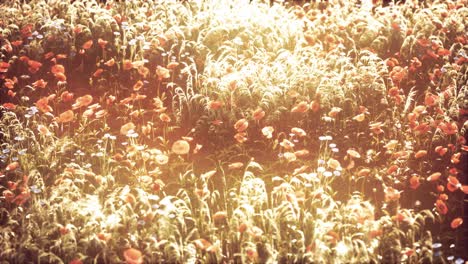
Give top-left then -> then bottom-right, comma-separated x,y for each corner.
0,0 -> 467,263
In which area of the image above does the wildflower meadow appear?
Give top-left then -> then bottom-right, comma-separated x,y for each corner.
0,0 -> 467,263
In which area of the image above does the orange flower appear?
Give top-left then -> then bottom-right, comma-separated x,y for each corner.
310,100 -> 320,112
388,87 -> 400,97
55,72 -> 67,82
450,218 -> 463,229
57,110 -> 74,123
426,172 -> 441,182
294,149 -> 309,158
159,113 -> 171,122
56,54 -> 68,60
93,68 -> 104,78
36,97 -> 53,113
369,122 -> 384,135
291,101 -> 309,113
434,146 -> 448,156
234,118 -> 248,132
123,60 -> 133,71
5,161 -> 19,171
51,64 -> 65,75
28,60 -> 42,73
424,93 -> 438,107
0,61 -> 10,73
409,175 -> 420,190
252,108 -> 265,121
451,152 -> 461,164
436,185 -> 445,193
97,232 -> 111,241
11,40 -> 23,47
4,78 -> 15,89
437,48 -> 450,56
208,100 -> 223,110
123,248 -> 143,264
82,40 -> 93,50
389,66 -> 407,84
447,176 -> 460,192
172,140 -> 190,155
120,122 -> 136,135
69,258 -> 83,264
2,103 -> 16,110
438,121 -> 458,135
461,185 -> 468,194
32,79 -> 47,89
72,95 -> 93,110
98,38 -> 108,49
414,150 -> 427,159
61,91 -> 74,103
435,199 -> 448,215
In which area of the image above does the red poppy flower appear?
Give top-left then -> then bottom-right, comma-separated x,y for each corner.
435,199 -> 448,215
123,248 -> 143,264
291,101 -> 309,113
414,150 -> 427,159
82,40 -> 93,50
60,91 -> 74,102
5,161 -> 19,171
36,97 -> 53,113
28,60 -> 42,73
234,118 -> 249,132
208,100 -> 223,110
409,175 -> 420,190
44,52 -> 55,60
160,113 -> 171,122
252,108 -> 265,121
426,172 -> 441,182
93,68 -> 104,78
54,72 -> 66,81
57,110 -> 75,123
72,95 -> 93,109
451,218 -> 463,229
122,60 -> 133,71
310,100 -> 320,112
32,79 -> 47,89
98,38 -> 108,49
51,64 -> 65,75
2,103 -> 16,110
